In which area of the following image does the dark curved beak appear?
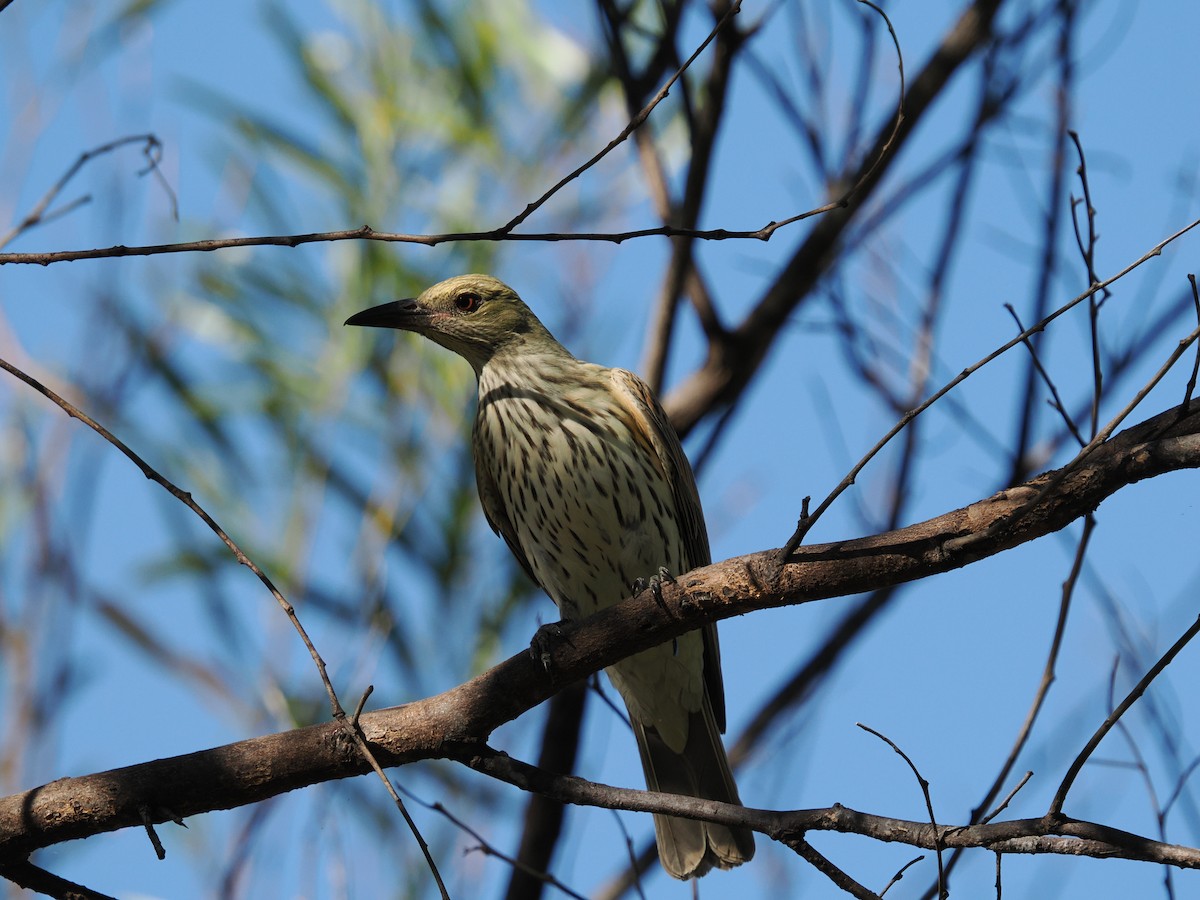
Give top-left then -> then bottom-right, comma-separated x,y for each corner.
344,299 -> 427,329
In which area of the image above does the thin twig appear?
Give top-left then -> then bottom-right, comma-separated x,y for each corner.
0,357 -> 339,706
969,515 -> 1093,820
1184,274 -> 1200,408
351,684 -> 374,727
640,0 -> 742,393
1163,754 -> 1200,822
1050,612 -> 1200,814
0,134 -> 176,250
1110,681 -> 1174,898
609,808 -> 650,900
0,2 -> 907,271
790,837 -> 881,900
1005,304 -> 1085,446
778,215 -> 1200,562
879,855 -> 925,897
858,724 -> 946,897
949,320 -> 1200,553
499,0 -> 744,233
980,772 -> 1034,826
821,0 -> 908,208
0,214 -> 854,266
1068,131 -> 1106,437
431,802 -> 587,900
0,355 -> 449,897
138,805 -> 166,860
1005,2 -> 1076,489
931,514 -> 1097,889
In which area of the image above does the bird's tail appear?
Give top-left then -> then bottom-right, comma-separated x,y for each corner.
633,692 -> 756,879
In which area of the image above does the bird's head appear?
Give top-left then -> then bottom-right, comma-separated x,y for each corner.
345,274 -> 560,373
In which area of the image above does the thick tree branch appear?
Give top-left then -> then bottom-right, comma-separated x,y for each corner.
466,751 -> 1200,871
0,858 -> 117,900
1,400 -> 1198,859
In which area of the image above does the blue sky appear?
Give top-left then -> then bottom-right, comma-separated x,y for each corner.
3,2 -> 1200,898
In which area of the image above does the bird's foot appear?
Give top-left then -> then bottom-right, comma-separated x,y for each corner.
529,621 -> 572,676
633,567 -> 677,616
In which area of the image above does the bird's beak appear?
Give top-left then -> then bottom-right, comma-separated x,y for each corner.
344,299 -> 429,330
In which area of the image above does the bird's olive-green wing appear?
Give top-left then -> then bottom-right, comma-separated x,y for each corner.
608,368 -> 728,731
607,369 -> 711,569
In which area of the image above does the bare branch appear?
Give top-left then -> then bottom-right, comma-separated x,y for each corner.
1,399 -> 1198,858
503,1 -> 743,234
859,724 -> 946,898
1185,274 -> 1200,407
1050,609 -> 1200,816
788,837 -> 881,900
665,0 -> 1006,436
0,355 -> 449,897
0,216 -> 842,266
467,752 -> 1200,871
1006,303 -> 1085,447
0,859 -> 117,900
0,134 -> 175,251
779,216 -> 1200,560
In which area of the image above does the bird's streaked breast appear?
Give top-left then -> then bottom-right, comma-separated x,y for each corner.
474,356 -> 704,745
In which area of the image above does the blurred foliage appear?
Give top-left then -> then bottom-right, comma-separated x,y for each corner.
0,0 -> 627,895
5,1 -> 1200,898
136,0 -> 621,691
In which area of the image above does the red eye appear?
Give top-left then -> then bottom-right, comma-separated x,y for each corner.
454,292 -> 480,312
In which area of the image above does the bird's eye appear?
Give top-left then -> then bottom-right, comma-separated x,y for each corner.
454,292 -> 481,312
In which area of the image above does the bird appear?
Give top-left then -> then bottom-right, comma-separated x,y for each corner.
346,274 -> 754,879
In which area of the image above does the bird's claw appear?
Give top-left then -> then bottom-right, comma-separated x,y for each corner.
634,566 -> 677,615
529,621 -> 571,675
